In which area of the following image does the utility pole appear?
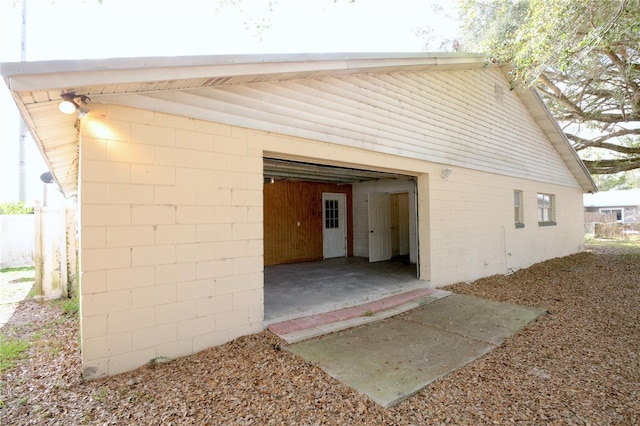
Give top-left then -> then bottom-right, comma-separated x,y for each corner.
17,0 -> 27,201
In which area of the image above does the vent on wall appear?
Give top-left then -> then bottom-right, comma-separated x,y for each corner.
495,82 -> 504,102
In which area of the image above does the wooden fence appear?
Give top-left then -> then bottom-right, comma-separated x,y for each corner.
0,205 -> 77,299
0,214 -> 34,268
593,223 -> 640,240
584,212 -> 617,224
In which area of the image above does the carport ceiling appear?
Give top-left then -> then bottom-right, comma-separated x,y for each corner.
263,158 -> 412,184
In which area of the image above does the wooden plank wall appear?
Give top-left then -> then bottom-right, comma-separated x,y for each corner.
264,180 -> 353,266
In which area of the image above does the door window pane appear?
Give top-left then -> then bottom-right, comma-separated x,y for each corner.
325,199 -> 339,229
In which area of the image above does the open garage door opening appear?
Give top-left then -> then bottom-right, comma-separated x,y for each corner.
263,157 -> 426,325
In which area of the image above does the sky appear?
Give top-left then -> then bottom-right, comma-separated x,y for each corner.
0,0 -> 461,203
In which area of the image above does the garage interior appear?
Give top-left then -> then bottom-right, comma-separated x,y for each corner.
262,158 -> 428,324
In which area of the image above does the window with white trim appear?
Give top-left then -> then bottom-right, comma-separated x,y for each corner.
514,190 -> 524,228
537,193 -> 556,225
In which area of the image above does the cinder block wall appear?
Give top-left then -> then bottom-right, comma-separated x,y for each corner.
76,104 -> 586,379
426,167 -> 585,286
79,105 -> 263,379
349,168 -> 585,287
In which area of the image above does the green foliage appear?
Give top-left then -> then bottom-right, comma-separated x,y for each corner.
92,387 -> 108,404
459,0 -> 640,174
591,169 -> 640,191
586,239 -> 640,250
0,201 -> 34,214
0,266 -> 34,274
460,0 -> 639,84
10,277 -> 33,283
0,337 -> 30,372
59,296 -> 79,316
148,356 -> 171,365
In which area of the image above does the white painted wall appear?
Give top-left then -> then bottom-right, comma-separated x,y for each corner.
76,102 -> 586,380
352,179 -> 417,263
78,105 -> 264,380
425,166 -> 585,286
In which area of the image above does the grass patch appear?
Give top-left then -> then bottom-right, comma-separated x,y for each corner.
622,251 -> 640,259
0,266 -> 35,274
32,326 -> 49,341
92,387 -> 108,404
10,277 -> 34,283
56,296 -> 79,317
0,337 -> 30,372
585,239 -> 640,248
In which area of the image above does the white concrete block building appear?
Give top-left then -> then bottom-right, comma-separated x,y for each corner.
1,53 -> 596,379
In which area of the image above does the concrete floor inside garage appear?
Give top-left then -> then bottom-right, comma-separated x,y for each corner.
263,256 -> 427,325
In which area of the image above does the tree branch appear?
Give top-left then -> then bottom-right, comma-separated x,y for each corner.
537,73 -> 586,117
583,157 -> 640,174
566,131 -> 640,154
559,111 -> 640,123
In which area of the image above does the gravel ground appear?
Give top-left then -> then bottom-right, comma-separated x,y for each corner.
1,241 -> 639,425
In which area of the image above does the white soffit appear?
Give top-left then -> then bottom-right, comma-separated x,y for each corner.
1,53 -> 488,197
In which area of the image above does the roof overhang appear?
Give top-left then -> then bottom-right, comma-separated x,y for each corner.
1,52 -> 489,197
1,52 -> 489,94
1,52 -> 596,196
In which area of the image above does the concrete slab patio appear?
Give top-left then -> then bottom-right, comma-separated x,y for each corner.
287,293 -> 546,408
268,288 -> 451,343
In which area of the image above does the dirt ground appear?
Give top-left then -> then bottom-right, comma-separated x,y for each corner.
1,240 -> 639,425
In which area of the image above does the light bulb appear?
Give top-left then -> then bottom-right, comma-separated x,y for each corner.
58,100 -> 77,114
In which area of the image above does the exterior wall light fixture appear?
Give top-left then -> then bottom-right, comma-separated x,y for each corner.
441,167 -> 452,180
58,92 -> 90,116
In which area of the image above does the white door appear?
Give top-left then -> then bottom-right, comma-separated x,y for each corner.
322,193 -> 346,258
368,192 -> 392,262
390,192 -> 410,257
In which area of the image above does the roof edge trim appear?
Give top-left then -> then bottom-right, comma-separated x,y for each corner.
1,52 -> 490,92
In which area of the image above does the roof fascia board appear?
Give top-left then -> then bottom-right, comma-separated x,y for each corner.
5,92 -> 70,195
1,52 -> 488,92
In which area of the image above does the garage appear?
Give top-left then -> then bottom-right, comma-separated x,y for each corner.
2,52 -> 596,379
262,157 -> 425,323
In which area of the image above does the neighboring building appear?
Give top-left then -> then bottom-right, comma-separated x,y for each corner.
584,189 -> 640,223
1,53 -> 596,379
